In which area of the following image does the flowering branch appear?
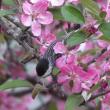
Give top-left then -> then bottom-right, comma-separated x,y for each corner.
80,89 -> 110,106
87,48 -> 107,65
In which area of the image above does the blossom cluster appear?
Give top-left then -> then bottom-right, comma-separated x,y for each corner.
20,0 -> 79,37
0,91 -> 32,110
1,0 -> 110,109
20,0 -> 110,109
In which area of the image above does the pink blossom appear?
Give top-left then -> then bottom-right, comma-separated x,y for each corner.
56,55 -> 67,69
80,67 -> 100,90
97,40 -> 109,48
0,92 -> 32,110
79,54 -> 94,64
58,64 -> 82,94
101,103 -> 110,110
35,32 -> 56,55
53,42 -> 67,54
100,61 -> 110,73
39,45 -> 48,55
63,77 -> 81,94
8,62 -> 26,78
42,32 -> 56,44
103,93 -> 110,103
56,54 -> 78,69
21,0 -> 53,36
85,67 -> 100,84
57,58 -> 100,92
96,50 -> 110,63
101,93 -> 110,110
55,47 -> 78,69
84,41 -> 96,51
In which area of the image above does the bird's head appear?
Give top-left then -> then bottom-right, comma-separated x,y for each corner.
36,58 -> 49,77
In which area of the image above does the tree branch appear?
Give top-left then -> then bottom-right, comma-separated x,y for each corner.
80,89 -> 110,106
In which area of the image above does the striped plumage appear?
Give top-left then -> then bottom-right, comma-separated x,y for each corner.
43,40 -> 58,66
36,30 -> 75,78
36,40 -> 59,77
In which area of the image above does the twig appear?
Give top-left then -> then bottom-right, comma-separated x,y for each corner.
87,48 -> 107,65
0,16 -> 38,58
20,54 -> 37,64
80,89 -> 110,106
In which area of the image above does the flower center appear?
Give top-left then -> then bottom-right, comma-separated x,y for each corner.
69,80 -> 74,88
32,11 -> 39,20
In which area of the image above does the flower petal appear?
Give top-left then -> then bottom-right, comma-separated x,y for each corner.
39,46 -> 47,56
23,1 -> 32,15
60,64 -> 72,74
53,42 -> 67,54
37,11 -> 53,25
21,14 -> 32,26
43,33 -> 56,44
58,74 -> 70,84
72,78 -> 82,93
33,0 -> 48,13
56,55 -> 67,69
31,21 -> 41,36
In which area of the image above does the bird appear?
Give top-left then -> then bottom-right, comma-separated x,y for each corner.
36,30 -> 76,79
36,40 -> 58,78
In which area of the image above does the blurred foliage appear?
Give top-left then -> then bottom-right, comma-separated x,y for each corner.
65,94 -> 83,110
2,0 -> 16,6
48,101 -> 58,110
0,79 -> 33,90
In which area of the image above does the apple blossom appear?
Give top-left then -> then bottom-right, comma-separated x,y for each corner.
2,0 -> 110,109
35,32 -> 56,55
21,0 -> 53,36
101,93 -> 110,110
57,63 -> 82,94
0,92 -> 32,110
53,42 -> 67,54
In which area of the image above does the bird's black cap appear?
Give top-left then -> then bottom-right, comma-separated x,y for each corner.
36,58 -> 49,77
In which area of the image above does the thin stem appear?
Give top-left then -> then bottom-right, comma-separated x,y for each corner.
80,89 -> 110,106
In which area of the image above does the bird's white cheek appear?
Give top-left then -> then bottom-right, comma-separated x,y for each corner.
42,65 -> 53,78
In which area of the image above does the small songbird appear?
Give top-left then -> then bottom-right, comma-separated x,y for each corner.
36,40 -> 58,78
36,30 -> 75,78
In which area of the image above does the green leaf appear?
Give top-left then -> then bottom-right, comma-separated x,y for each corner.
67,31 -> 87,47
99,22 -> 110,40
65,94 -> 83,110
0,9 -> 17,16
48,101 -> 58,110
81,0 -> 100,16
61,4 -> 85,24
52,67 -> 59,76
57,32 -> 65,38
49,8 -> 64,20
0,80 -> 33,90
0,34 -> 5,43
99,11 -> 107,19
2,0 -> 16,6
